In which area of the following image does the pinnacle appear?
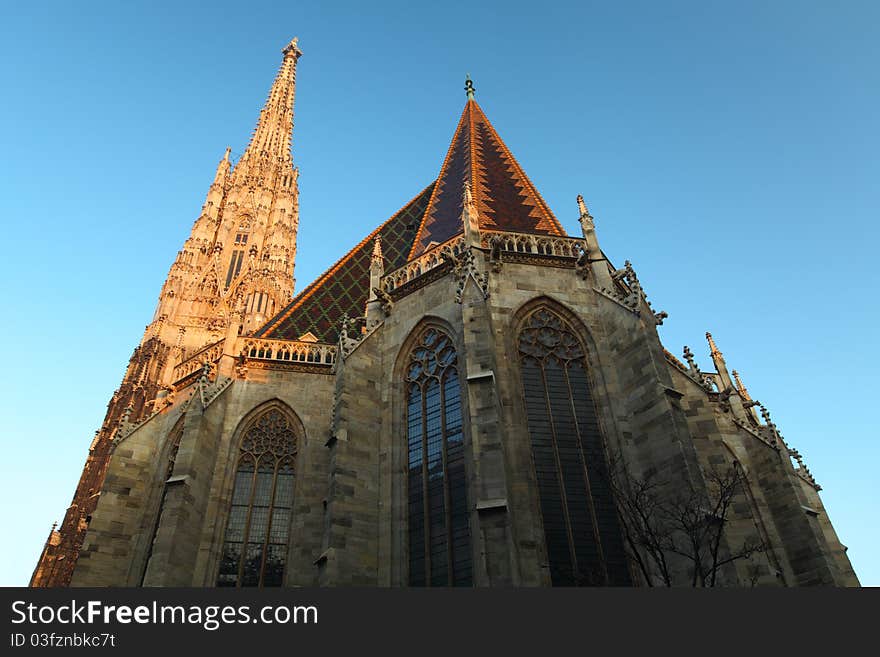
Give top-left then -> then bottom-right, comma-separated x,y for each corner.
706,331 -> 722,357
238,41 -> 300,166
283,37 -> 302,59
372,236 -> 383,260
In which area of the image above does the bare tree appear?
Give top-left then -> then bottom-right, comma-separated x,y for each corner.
606,454 -> 766,587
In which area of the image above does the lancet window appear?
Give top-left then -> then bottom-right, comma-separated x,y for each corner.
517,307 -> 630,586
225,250 -> 246,288
217,407 -> 298,587
405,327 -> 472,586
140,420 -> 184,585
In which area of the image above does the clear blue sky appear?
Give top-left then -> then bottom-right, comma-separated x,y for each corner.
1,1 -> 876,586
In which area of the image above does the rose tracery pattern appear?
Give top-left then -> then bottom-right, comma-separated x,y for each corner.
519,308 -> 585,363
217,408 -> 297,587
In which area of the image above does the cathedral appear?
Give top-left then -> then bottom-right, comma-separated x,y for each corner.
31,39 -> 858,587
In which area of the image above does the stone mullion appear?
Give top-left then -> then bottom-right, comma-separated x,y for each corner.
257,462 -> 281,587
563,361 -> 608,584
539,359 -> 579,582
439,370 -> 454,586
420,381 -> 431,585
236,457 -> 259,587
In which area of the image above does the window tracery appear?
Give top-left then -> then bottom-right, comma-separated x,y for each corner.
217,407 -> 297,587
518,307 -> 630,586
405,327 -> 472,586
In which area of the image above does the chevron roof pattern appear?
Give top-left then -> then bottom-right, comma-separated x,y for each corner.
257,97 -> 565,343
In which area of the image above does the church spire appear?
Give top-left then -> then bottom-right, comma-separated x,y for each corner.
238,38 -> 302,168
212,147 -> 231,186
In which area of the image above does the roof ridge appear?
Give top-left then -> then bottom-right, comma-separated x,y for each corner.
407,105 -> 473,261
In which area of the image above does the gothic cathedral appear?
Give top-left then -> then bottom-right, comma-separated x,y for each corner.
31,40 -> 858,587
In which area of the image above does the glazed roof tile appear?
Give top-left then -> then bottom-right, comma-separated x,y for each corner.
409,99 -> 565,258
257,183 -> 434,342
257,97 -> 565,343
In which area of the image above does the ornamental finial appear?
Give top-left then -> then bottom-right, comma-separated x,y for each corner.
576,194 -> 594,230
732,369 -> 752,401
372,236 -> 383,261
465,74 -> 475,101
706,331 -> 721,357
282,37 -> 302,59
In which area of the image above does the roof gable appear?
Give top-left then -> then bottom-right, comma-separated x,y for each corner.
409,99 -> 564,259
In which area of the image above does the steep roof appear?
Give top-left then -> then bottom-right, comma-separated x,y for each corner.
258,95 -> 565,343
408,98 -> 565,258
257,183 -> 434,341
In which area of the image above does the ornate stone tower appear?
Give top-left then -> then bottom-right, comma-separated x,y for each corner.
30,38 -> 303,587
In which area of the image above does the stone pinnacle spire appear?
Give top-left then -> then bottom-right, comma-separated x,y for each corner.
239,37 -> 302,167
372,235 -> 384,262
706,331 -> 722,357
732,369 -> 752,401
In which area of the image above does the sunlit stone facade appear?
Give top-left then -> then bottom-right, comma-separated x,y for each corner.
31,41 -> 858,588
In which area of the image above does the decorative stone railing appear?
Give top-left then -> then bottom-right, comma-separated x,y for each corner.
172,339 -> 224,383
381,231 -> 586,295
382,235 -> 465,292
481,230 -> 585,258
238,337 -> 336,367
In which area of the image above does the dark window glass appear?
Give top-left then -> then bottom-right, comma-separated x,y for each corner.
518,308 -> 630,586
217,408 -> 297,587
225,250 -> 245,288
405,328 -> 472,586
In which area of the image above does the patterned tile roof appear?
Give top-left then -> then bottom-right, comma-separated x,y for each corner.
258,98 -> 565,343
409,99 -> 565,259
257,183 -> 435,342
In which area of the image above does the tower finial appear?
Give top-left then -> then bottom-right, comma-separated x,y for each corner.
576,194 -> 594,230
465,74 -> 475,101
238,39 -> 301,167
282,37 -> 302,59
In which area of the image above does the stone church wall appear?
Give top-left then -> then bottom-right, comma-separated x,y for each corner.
70,248 -> 860,588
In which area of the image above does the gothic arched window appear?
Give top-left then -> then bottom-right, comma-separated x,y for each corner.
217,407 -> 297,587
140,419 -> 184,585
517,307 -> 630,586
405,327 -> 472,586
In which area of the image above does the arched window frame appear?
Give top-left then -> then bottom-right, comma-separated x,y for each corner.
139,416 -> 185,585
401,324 -> 473,587
216,403 -> 301,588
513,302 -> 631,586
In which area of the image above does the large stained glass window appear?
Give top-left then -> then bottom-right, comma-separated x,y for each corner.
406,327 -> 472,586
518,308 -> 630,586
217,408 -> 297,587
